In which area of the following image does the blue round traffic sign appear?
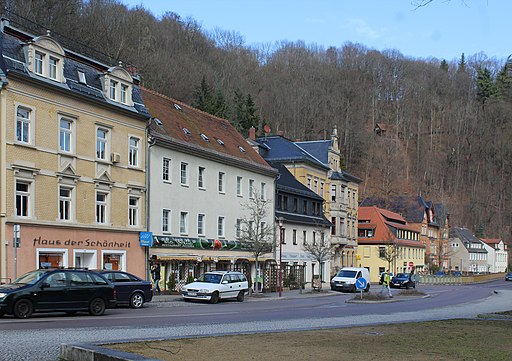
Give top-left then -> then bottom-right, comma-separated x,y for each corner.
355,278 -> 367,290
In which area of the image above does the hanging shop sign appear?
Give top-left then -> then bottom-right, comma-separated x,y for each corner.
152,235 -> 271,253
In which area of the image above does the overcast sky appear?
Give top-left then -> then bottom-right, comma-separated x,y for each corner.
123,0 -> 509,62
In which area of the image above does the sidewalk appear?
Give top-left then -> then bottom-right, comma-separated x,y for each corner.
151,287 -> 335,303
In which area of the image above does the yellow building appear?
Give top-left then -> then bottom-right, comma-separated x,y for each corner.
0,21 -> 149,282
357,206 -> 425,283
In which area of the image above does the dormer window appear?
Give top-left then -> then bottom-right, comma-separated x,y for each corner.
27,34 -> 65,82
183,128 -> 191,135
200,133 -> 209,142
239,146 -> 246,153
103,65 -> 134,106
216,138 -> 225,146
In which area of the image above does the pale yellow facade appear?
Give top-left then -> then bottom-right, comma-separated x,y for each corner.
357,244 -> 426,283
1,67 -> 147,280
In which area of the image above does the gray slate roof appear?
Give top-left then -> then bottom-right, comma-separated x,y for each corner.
1,25 -> 150,118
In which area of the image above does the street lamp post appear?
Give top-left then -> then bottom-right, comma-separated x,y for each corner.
278,218 -> 283,298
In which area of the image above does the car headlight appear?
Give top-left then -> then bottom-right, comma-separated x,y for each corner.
199,289 -> 209,293
0,292 -> 7,300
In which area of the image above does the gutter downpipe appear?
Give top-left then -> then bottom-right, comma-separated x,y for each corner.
0,78 -> 7,281
145,120 -> 151,282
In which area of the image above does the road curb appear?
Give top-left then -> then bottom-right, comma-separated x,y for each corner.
60,343 -> 160,361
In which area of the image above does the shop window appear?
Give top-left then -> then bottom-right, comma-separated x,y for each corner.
37,249 -> 67,268
102,251 -> 126,271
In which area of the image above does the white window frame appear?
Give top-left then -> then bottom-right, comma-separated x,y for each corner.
197,213 -> 205,236
236,176 -> 243,196
58,185 -> 74,221
180,211 -> 188,235
110,80 -> 118,100
249,179 -> 255,199
15,180 -> 31,217
198,167 -> 205,189
16,106 -> 33,145
260,182 -> 266,200
34,51 -> 44,75
121,84 -> 128,104
218,172 -> 225,193
180,162 -> 188,186
59,116 -> 74,153
162,158 -> 171,182
128,196 -> 139,226
128,136 -> 140,167
96,127 -> 109,161
48,56 -> 58,80
95,191 -> 109,224
162,209 -> 171,233
217,216 -> 225,238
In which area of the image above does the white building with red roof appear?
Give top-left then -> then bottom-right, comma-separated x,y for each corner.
481,238 -> 508,273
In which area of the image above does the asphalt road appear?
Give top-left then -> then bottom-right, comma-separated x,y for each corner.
1,280 -> 511,361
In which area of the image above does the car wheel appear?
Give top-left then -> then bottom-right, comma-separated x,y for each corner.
364,284 -> 370,293
351,285 -> 356,293
406,283 -> 410,289
130,292 -> 144,309
236,291 -> 245,302
210,292 -> 219,304
0,311 -> 5,317
13,299 -> 33,319
89,298 -> 106,316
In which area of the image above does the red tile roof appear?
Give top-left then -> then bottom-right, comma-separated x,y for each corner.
481,238 -> 501,244
141,87 -> 276,175
358,206 -> 424,248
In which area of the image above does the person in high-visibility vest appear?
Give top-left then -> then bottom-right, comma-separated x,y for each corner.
379,269 -> 393,298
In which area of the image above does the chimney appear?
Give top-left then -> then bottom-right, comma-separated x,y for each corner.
249,127 -> 256,140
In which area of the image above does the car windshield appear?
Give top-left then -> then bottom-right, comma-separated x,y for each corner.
395,273 -> 408,278
197,273 -> 223,284
336,270 -> 357,278
13,270 -> 49,285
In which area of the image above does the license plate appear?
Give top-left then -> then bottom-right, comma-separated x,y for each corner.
188,292 -> 196,296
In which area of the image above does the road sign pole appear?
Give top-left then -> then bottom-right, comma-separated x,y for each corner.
13,224 -> 20,279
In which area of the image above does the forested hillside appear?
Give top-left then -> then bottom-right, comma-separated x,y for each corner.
3,0 -> 511,239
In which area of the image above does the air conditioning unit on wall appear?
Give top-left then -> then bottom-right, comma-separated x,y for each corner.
111,152 -> 121,163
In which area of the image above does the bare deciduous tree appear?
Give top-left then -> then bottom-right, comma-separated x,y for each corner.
236,192 -> 274,293
302,228 -> 332,290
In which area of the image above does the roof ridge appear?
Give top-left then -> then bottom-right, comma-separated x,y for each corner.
141,86 -> 231,125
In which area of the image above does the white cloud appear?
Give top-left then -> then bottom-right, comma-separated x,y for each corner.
343,18 -> 387,40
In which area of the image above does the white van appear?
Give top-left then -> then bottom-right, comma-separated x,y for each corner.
330,267 -> 370,293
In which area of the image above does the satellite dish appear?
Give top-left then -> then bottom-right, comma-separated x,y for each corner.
264,124 -> 271,134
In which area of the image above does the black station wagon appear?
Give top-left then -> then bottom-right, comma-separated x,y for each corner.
0,268 -> 117,319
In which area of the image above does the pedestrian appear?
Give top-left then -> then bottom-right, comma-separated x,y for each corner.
379,269 -> 392,298
151,263 -> 161,294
